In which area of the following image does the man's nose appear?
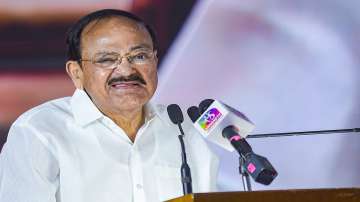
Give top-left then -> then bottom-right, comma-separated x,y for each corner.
113,57 -> 135,75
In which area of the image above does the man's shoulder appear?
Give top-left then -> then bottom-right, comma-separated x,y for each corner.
14,96 -> 73,127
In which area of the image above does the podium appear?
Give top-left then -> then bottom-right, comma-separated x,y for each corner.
166,188 -> 360,202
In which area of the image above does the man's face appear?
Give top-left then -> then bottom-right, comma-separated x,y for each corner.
77,17 -> 158,115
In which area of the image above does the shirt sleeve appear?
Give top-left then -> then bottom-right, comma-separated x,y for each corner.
0,123 -> 59,202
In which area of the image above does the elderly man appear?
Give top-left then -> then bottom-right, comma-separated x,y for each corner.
0,9 -> 218,202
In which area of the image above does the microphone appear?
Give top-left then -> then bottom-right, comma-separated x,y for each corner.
167,104 -> 193,195
188,99 -> 255,151
167,104 -> 184,125
199,99 -> 214,114
222,126 -> 278,185
187,106 -> 200,123
187,99 -> 277,185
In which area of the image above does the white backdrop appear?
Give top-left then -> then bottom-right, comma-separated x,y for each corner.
153,0 -> 360,191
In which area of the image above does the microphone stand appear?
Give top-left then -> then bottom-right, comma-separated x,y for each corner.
248,128 -> 360,139
239,157 -> 252,191
238,128 -> 359,190
177,123 -> 193,195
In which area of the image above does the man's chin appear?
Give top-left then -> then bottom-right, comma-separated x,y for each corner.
110,95 -> 149,111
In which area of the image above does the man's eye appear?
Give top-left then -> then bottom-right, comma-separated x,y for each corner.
132,53 -> 150,61
95,58 -> 117,65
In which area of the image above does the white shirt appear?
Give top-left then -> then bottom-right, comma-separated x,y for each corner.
0,89 -> 219,202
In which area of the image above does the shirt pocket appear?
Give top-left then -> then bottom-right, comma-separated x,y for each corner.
155,164 -> 183,201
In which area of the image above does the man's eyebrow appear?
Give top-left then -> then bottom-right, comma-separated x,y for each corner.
129,44 -> 152,51
93,44 -> 152,57
94,51 -> 118,57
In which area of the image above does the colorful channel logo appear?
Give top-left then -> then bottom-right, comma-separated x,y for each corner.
198,108 -> 222,131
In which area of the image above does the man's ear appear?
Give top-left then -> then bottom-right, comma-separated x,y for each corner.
153,50 -> 158,64
66,60 -> 84,89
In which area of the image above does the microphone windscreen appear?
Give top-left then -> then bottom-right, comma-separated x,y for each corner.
187,106 -> 200,123
167,104 -> 184,124
198,99 -> 214,114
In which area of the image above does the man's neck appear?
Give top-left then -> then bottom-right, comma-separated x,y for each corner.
109,108 -> 145,142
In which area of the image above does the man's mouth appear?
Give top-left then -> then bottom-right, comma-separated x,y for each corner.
109,81 -> 143,88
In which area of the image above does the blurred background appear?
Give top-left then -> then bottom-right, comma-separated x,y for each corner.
0,0 -> 196,146
1,0 -> 360,192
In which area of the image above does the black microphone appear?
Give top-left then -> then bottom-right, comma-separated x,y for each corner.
222,125 -> 278,185
167,104 -> 193,195
167,104 -> 184,125
198,99 -> 214,114
187,106 -> 200,123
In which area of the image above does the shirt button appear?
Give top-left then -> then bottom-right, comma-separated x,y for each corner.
136,184 -> 143,189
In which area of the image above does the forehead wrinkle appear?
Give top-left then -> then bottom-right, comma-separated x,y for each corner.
80,16 -> 151,57
82,16 -> 146,41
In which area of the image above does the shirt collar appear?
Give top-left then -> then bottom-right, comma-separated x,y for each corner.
70,89 -> 168,127
146,102 -> 173,127
70,89 -> 103,126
